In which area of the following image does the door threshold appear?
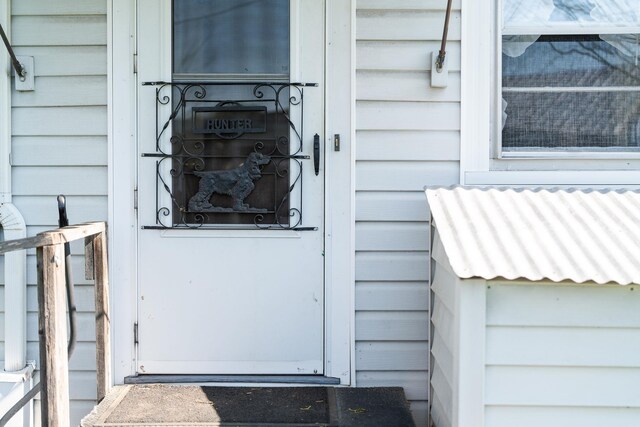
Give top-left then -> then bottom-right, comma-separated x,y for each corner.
124,374 -> 341,385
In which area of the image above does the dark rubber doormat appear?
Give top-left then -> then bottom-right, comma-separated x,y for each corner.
106,385 -> 329,424
82,384 -> 415,426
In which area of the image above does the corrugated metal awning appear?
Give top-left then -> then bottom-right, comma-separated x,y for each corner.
426,186 -> 640,285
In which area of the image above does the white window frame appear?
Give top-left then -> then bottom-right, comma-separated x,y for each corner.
460,0 -> 640,186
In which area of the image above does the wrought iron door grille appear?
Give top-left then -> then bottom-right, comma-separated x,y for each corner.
141,81 -> 317,230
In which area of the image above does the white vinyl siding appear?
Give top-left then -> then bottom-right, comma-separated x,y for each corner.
355,0 -> 461,424
429,234 -> 457,427
485,283 -> 640,427
429,235 -> 640,427
0,1 -> 108,426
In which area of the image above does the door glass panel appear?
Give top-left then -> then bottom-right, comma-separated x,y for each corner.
163,0 -> 306,229
173,0 -> 290,77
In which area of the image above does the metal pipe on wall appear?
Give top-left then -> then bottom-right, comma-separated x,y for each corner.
435,0 -> 454,71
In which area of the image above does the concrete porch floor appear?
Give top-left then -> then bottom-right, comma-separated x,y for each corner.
81,385 -> 416,426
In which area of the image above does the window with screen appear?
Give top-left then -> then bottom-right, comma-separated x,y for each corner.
499,0 -> 640,154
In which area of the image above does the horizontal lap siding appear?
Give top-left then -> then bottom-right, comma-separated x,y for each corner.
355,1 -> 461,425
485,406 -> 640,427
485,283 -> 640,427
429,237 -> 457,427
0,1 -> 108,426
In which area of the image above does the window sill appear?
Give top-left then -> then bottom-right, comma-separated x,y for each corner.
464,170 -> 640,186
499,151 -> 640,160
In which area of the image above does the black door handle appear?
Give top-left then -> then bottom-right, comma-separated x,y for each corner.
314,133 -> 320,176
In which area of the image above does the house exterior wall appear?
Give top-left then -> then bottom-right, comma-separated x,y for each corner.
15,0 -> 630,424
0,1 -> 108,425
355,0 -> 461,424
0,0 -> 466,425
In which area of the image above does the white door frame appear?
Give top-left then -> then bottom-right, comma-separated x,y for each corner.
108,0 -> 355,385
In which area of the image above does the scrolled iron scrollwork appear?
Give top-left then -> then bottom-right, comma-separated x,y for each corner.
141,80 -> 317,230
288,85 -> 303,106
273,157 -> 290,178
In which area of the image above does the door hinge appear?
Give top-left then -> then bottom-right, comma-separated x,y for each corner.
134,322 -> 139,345
134,188 -> 138,210
133,53 -> 138,74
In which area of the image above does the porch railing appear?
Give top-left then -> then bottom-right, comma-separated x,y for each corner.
0,222 -> 111,427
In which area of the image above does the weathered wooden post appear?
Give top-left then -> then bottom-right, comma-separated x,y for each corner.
37,242 -> 71,427
91,227 -> 111,402
0,222 -> 108,427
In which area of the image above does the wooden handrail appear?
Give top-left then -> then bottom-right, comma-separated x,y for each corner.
1,221 -> 110,427
0,222 -> 106,254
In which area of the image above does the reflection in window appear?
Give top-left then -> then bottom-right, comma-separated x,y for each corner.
173,0 -> 290,76
500,0 -> 640,152
169,2 -> 294,226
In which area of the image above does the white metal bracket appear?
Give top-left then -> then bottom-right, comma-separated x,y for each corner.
430,51 -> 448,88
14,56 -> 34,91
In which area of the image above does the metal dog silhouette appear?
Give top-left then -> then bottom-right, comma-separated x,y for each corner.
188,152 -> 271,212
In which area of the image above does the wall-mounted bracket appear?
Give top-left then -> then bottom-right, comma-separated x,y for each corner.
430,51 -> 448,88
14,56 -> 34,91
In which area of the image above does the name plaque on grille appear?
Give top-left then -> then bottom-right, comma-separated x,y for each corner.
140,81 -> 317,230
192,106 -> 267,135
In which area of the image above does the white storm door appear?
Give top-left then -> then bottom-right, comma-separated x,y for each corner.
135,0 -> 325,375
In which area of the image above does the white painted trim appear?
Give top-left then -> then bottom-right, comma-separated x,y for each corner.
324,0 -> 355,386
0,361 -> 33,383
0,0 -> 10,201
350,0 -> 356,387
110,0 -> 354,385
503,26 -> 640,35
502,86 -> 640,93
459,0 -> 491,183
109,0 -> 138,383
465,171 -> 640,186
348,0 -> 356,387
501,151 -> 640,160
454,278 -> 486,427
106,0 -> 113,384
